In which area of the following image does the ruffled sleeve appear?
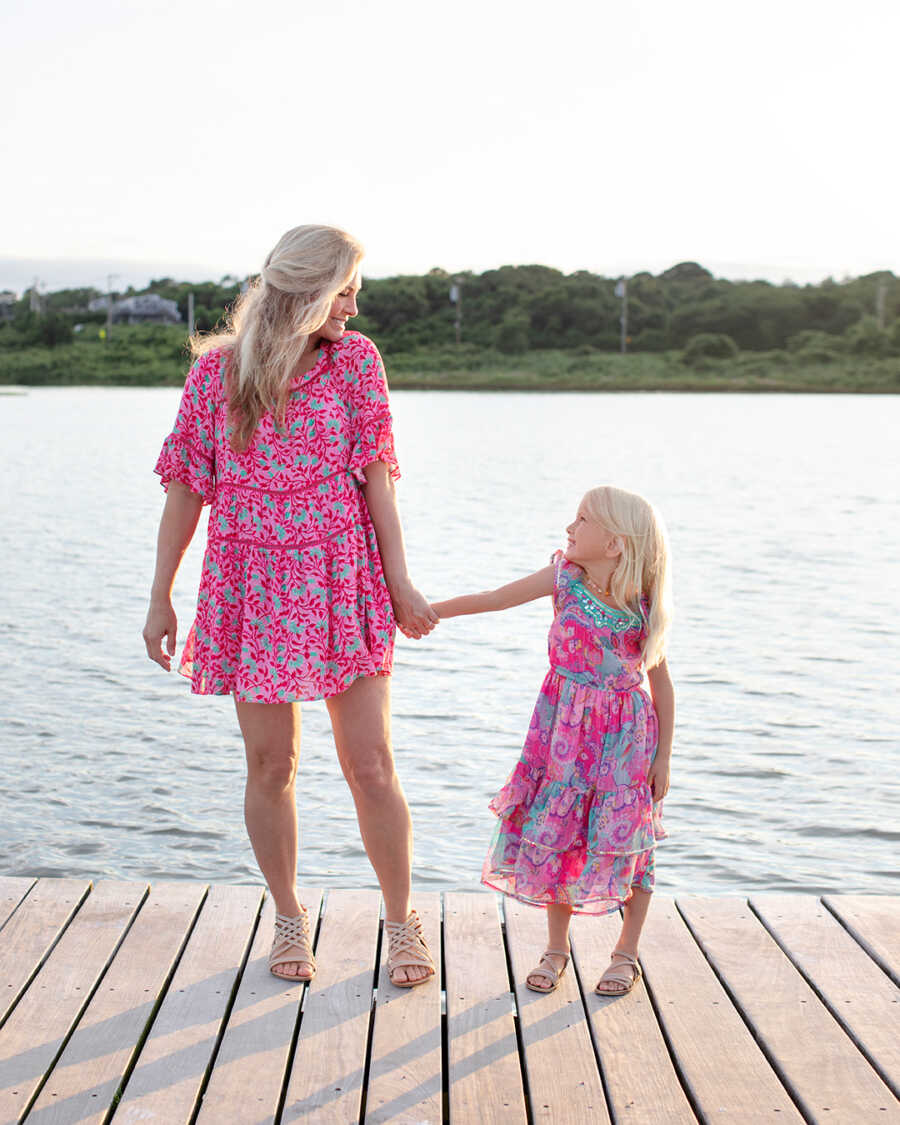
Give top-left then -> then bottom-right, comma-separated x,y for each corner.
342,334 -> 400,485
550,549 -> 577,611
154,350 -> 224,505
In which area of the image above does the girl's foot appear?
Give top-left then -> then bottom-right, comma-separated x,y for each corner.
595,950 -> 641,995
269,909 -> 316,981
526,948 -> 571,993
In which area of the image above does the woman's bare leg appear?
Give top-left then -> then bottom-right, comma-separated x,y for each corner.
235,699 -> 310,978
326,674 -> 426,983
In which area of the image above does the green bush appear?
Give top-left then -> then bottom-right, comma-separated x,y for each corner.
682,333 -> 739,365
845,315 -> 890,357
786,329 -> 844,363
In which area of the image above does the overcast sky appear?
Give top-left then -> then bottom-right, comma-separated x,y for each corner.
3,0 -> 897,293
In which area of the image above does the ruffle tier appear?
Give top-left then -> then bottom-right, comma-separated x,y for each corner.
482,761 -> 665,915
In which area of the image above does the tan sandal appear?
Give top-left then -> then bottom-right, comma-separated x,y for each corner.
595,950 -> 642,995
526,948 -> 571,993
385,909 -> 435,987
269,909 -> 316,981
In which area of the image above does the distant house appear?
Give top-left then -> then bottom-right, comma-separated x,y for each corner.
0,291 -> 16,320
110,294 -> 181,325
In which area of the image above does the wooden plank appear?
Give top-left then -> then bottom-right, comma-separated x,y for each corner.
503,897 -> 609,1124
0,878 -> 36,930
0,880 -> 146,1123
0,878 -> 90,1025
196,888 -> 323,1124
26,881 -> 206,1125
637,896 -> 803,1121
678,896 -> 899,1122
364,894 -> 443,1124
751,895 -> 900,1098
281,889 -> 381,1123
824,895 -> 900,985
570,910 -> 697,1124
445,892 -> 526,1124
113,883 -> 264,1124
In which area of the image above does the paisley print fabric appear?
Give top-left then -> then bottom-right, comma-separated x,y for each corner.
154,332 -> 398,702
482,552 -> 665,914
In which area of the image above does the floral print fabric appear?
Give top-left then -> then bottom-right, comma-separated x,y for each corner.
482,553 -> 665,914
154,332 -> 398,702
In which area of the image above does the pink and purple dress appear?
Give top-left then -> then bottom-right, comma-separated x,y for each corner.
154,332 -> 398,703
482,552 -> 665,914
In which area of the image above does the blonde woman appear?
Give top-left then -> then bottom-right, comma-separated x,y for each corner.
431,485 -> 674,996
143,225 -> 437,985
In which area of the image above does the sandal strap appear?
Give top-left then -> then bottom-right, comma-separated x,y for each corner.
270,909 -> 315,971
531,948 -> 570,985
597,951 -> 641,987
385,910 -> 435,976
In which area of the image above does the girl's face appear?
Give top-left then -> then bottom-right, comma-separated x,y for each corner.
565,501 -> 621,568
318,271 -> 361,342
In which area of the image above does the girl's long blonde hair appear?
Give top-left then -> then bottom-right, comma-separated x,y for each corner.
191,224 -> 364,450
582,485 -> 673,668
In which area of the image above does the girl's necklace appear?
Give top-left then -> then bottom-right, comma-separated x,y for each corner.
583,573 -> 612,598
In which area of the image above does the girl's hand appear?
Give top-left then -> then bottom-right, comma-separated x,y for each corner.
648,753 -> 670,801
391,582 -> 439,640
143,598 -> 178,670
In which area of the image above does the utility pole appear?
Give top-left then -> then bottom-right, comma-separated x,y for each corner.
876,281 -> 887,331
450,279 -> 462,345
187,292 -> 195,336
615,277 -> 628,354
29,276 -> 44,315
105,274 -> 119,341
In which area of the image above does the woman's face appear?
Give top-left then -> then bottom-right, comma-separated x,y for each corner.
318,271 -> 361,342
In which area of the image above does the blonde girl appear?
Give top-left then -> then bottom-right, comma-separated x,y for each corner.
432,485 -> 674,994
144,224 -> 438,986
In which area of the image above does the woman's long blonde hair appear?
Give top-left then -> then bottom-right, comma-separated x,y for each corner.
582,485 -> 673,668
191,224 -> 364,450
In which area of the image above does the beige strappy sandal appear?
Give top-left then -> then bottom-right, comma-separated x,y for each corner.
385,909 -> 435,987
269,909 -> 316,981
595,950 -> 642,995
526,948 -> 571,993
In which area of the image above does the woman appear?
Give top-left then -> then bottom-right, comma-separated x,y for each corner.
143,224 -> 438,985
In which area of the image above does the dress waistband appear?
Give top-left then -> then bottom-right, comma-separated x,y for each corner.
552,666 -> 641,693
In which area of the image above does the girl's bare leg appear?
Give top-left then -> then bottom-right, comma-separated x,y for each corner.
527,903 -> 573,989
235,699 -> 310,978
596,886 -> 653,994
326,674 -> 426,984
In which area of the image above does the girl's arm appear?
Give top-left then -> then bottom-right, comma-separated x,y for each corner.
646,658 -> 675,800
432,565 -> 555,619
361,460 -> 439,640
143,481 -> 204,670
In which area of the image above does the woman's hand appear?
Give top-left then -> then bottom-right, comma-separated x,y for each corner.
143,598 -> 178,670
648,752 -> 670,801
390,581 -> 439,640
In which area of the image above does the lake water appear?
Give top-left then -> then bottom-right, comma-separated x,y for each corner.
1,387 -> 898,897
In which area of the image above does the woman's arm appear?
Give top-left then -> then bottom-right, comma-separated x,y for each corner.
646,658 -> 675,799
432,565 -> 555,619
361,460 -> 439,640
142,481 -> 204,669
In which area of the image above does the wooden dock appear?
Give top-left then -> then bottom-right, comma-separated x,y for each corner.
0,879 -> 897,1124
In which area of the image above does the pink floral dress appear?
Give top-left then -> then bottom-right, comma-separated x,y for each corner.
154,332 -> 398,703
482,553 -> 665,914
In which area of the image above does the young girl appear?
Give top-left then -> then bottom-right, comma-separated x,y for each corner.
432,485 -> 673,995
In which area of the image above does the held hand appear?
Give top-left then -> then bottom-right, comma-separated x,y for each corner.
143,599 -> 178,671
648,754 -> 670,801
391,582 -> 439,640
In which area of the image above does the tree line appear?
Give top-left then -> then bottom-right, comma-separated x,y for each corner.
3,261 -> 899,361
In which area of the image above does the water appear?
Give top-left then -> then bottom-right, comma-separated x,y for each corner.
1,387 -> 898,896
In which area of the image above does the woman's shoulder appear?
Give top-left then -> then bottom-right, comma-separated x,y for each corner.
186,345 -> 230,400
330,331 -> 382,368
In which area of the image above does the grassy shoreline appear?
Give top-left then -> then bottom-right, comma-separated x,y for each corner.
1,328 -> 898,393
